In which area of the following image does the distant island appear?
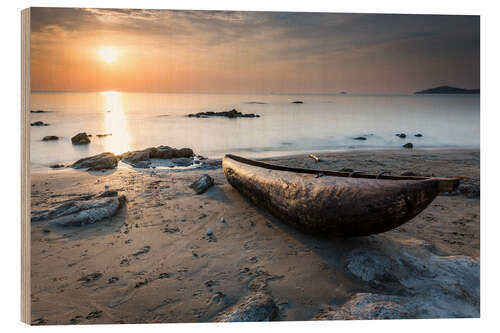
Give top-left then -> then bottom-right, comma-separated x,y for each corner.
415,86 -> 479,94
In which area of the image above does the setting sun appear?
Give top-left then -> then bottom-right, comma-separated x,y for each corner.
98,46 -> 118,63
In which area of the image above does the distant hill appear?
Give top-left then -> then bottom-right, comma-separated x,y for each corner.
415,86 -> 479,94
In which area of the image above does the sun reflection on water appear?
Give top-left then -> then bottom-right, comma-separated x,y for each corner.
101,91 -> 131,154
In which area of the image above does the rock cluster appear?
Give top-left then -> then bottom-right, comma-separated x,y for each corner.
119,146 -> 194,168
314,239 -> 479,320
188,109 -> 259,118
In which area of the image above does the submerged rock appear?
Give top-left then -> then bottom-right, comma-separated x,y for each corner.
189,174 -> 214,194
403,143 -> 413,149
414,133 -> 423,137
31,121 -> 49,126
291,101 -> 303,104
217,292 -> 278,322
187,109 -> 259,118
71,152 -> 118,171
353,136 -> 367,141
42,136 -> 59,141
31,195 -> 126,226
71,132 -> 91,145
396,133 -> 406,138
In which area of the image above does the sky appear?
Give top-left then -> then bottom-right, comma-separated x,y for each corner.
30,8 -> 480,94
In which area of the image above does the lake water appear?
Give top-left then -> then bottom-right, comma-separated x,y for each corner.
30,91 -> 480,169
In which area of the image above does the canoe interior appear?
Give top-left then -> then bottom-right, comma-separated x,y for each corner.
224,154 -> 459,193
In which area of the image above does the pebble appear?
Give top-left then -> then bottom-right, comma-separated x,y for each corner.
206,229 -> 213,236
45,181 -> 49,185
220,217 -> 225,223
105,184 -> 110,189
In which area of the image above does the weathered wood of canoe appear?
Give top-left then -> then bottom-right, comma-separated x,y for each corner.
223,154 -> 458,236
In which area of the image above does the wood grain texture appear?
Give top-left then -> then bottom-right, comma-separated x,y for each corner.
21,7 -> 31,325
223,154 -> 443,236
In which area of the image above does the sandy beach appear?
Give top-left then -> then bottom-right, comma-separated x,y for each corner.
29,149 -> 480,324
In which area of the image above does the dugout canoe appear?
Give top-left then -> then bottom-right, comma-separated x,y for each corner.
222,154 -> 460,236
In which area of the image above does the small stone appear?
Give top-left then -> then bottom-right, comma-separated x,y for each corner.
220,217 -> 225,223
45,181 -> 49,185
206,229 -> 213,236
353,136 -> 367,140
403,143 -> 413,149
414,133 -> 423,137
71,132 -> 91,145
105,184 -> 110,189
189,174 -> 214,194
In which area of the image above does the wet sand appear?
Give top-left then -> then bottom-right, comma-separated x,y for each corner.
29,149 -> 479,324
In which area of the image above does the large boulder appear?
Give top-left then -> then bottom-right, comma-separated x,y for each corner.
217,292 -> 278,322
120,146 -> 195,166
314,239 -> 480,320
71,132 -> 91,145
71,152 -> 118,171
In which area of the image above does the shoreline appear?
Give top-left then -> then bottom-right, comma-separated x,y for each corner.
30,147 -> 480,173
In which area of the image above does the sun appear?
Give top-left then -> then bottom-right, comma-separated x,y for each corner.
98,46 -> 118,63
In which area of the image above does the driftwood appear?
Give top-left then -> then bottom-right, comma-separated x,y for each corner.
308,154 -> 320,162
222,154 -> 459,236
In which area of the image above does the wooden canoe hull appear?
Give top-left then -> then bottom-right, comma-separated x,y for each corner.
223,155 -> 442,236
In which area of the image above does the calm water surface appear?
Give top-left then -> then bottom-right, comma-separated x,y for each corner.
30,92 -> 480,169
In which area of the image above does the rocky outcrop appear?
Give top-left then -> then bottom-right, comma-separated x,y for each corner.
71,152 -> 118,171
217,292 -> 278,322
42,136 -> 59,141
314,238 -> 479,320
31,195 -> 126,226
189,174 -> 214,194
31,121 -> 49,126
187,109 -> 259,118
119,146 -> 195,168
71,132 -> 91,145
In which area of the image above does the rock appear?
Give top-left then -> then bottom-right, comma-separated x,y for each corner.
291,101 -> 303,104
334,240 -> 480,319
414,133 -> 423,137
96,133 -> 112,137
30,195 -> 126,226
353,137 -> 367,141
403,143 -> 413,149
71,152 -> 118,171
396,133 -> 406,138
206,229 -> 213,236
31,110 -> 48,113
120,146 -> 195,166
314,293 -> 415,320
220,217 -> 225,223
187,109 -> 259,118
71,132 -> 91,145
42,136 -> 59,141
49,164 -> 65,169
189,174 -> 214,194
31,121 -> 49,126
400,171 -> 418,176
458,184 -> 480,199
217,292 -> 278,322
